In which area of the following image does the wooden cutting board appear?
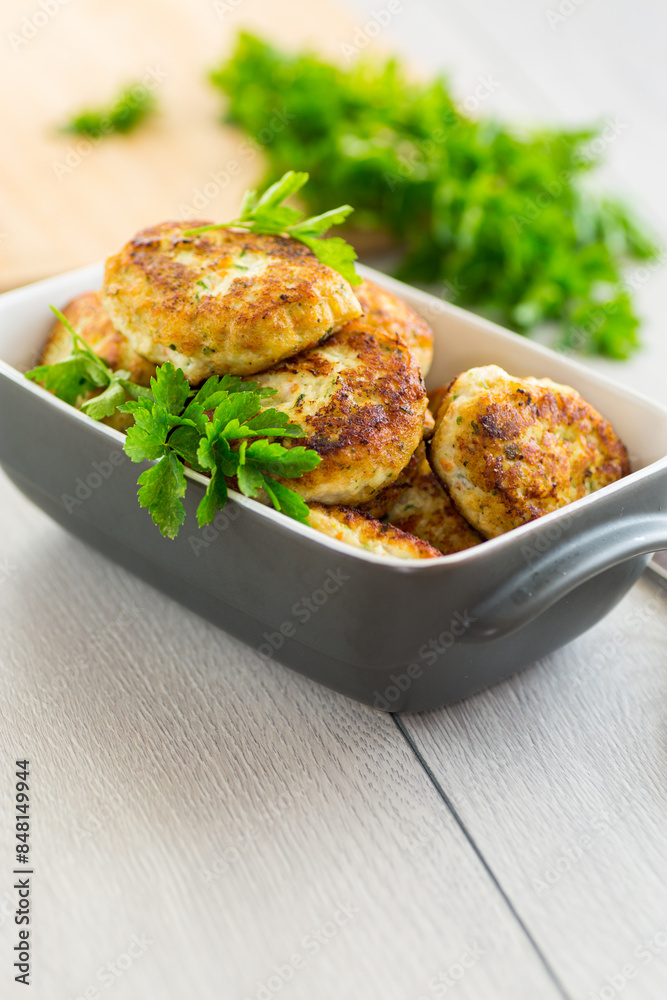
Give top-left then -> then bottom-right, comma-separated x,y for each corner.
0,0 -> 366,291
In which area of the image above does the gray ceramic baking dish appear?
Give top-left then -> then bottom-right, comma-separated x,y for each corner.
1,262 -> 666,711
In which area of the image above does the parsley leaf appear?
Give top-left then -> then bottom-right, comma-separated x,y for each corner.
122,402 -> 173,462
184,171 -> 361,285
168,425 -> 205,471
119,362 -> 320,536
245,408 -> 306,437
25,354 -> 97,407
236,456 -> 266,499
81,379 -> 129,419
262,478 -> 311,523
297,234 -> 359,286
196,465 -> 229,528
25,305 -> 148,414
136,452 -> 187,540
26,310 -> 321,539
150,362 -> 190,414
243,440 -> 321,478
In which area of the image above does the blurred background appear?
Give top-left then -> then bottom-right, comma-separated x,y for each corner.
2,0 -> 666,399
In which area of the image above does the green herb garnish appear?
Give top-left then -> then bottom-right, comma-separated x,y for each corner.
27,331 -> 320,538
60,84 -> 156,138
119,364 -> 319,537
211,33 -> 659,358
185,171 -> 361,286
25,306 -> 149,417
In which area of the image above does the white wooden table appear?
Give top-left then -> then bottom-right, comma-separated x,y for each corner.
2,2 -> 667,998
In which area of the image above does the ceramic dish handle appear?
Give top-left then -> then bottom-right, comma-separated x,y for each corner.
467,512 -> 667,642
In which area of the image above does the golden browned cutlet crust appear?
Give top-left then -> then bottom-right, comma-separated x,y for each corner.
306,503 -> 440,559
353,278 -> 434,377
387,450 -> 484,555
427,384 -> 451,421
41,291 -> 156,386
356,444 -> 424,519
40,291 -> 156,431
422,406 -> 435,439
102,221 -> 362,383
252,318 -> 428,506
429,365 -> 631,538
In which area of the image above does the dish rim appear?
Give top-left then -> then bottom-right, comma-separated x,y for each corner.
1,260 -> 667,572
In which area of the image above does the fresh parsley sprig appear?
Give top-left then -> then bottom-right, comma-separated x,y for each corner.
118,363 -> 320,538
25,306 -> 149,418
212,33 -> 660,358
184,171 -> 361,285
26,324 -> 321,538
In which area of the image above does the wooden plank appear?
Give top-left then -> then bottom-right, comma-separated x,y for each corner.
0,471 -> 566,1000
401,573 -> 667,1000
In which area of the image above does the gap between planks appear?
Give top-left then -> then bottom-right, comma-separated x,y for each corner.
391,712 -> 573,1000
